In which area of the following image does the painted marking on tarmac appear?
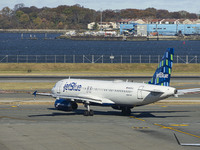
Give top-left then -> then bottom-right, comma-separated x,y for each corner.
132,126 -> 150,129
154,123 -> 200,139
0,116 -> 35,121
161,106 -> 168,108
170,124 -> 189,127
130,116 -> 145,121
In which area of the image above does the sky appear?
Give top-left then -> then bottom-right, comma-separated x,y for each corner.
1,0 -> 200,13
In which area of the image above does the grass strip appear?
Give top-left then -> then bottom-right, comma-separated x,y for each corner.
0,63 -> 199,76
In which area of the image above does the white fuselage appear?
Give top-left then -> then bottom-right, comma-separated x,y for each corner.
51,79 -> 176,107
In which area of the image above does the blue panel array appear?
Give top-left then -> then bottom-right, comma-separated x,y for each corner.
148,48 -> 174,86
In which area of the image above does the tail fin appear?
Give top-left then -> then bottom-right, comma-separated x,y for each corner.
148,48 -> 174,86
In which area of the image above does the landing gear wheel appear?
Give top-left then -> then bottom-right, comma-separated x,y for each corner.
121,108 -> 131,116
84,110 -> 89,116
83,103 -> 94,116
89,110 -> 94,116
83,110 -> 94,116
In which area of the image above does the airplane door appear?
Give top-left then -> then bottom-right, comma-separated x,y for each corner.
57,81 -> 63,94
137,86 -> 144,99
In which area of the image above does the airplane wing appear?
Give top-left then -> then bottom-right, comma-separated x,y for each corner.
177,88 -> 200,95
32,91 -> 115,105
32,91 -> 53,97
58,94 -> 115,105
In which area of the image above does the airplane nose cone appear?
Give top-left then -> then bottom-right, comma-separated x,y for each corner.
51,87 -> 56,94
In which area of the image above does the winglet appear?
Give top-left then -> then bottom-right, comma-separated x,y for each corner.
32,90 -> 37,96
32,90 -> 37,100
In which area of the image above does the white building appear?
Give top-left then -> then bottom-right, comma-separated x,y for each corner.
136,25 -> 147,36
87,22 -> 118,30
88,22 -> 96,30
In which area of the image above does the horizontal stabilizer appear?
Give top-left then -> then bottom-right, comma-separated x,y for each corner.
177,88 -> 200,95
142,89 -> 164,93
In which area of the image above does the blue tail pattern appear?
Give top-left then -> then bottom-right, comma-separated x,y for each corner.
148,48 -> 174,86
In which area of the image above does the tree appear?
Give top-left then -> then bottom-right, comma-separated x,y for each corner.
33,17 -> 42,27
1,7 -> 12,17
57,22 -> 64,29
14,3 -> 25,12
170,12 -> 181,19
143,8 -> 157,18
15,10 -> 24,18
0,5 -> 198,29
156,10 -> 170,19
19,13 -> 30,25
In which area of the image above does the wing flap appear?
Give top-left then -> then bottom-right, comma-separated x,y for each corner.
32,91 -> 115,105
57,94 -> 115,105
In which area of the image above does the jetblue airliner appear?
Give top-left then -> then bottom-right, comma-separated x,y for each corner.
33,48 -> 200,116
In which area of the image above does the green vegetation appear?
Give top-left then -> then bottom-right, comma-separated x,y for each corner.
0,63 -> 199,76
0,82 -> 54,90
0,63 -> 199,90
0,3 -> 198,29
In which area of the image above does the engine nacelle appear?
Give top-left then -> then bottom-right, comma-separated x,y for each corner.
54,99 -> 78,111
112,105 -> 124,110
112,105 -> 133,110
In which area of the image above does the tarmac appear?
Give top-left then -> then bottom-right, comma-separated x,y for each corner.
0,104 -> 200,150
0,76 -> 200,150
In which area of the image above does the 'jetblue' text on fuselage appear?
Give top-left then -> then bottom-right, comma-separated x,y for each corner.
63,82 -> 82,92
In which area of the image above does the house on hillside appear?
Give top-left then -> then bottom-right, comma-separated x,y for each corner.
160,19 -> 179,24
179,19 -> 193,24
149,19 -> 162,24
191,19 -> 200,24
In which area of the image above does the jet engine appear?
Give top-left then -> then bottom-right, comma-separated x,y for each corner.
112,105 -> 124,110
112,105 -> 133,110
54,99 -> 78,111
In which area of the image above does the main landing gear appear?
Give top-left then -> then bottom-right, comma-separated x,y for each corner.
84,103 -> 94,116
121,107 -> 131,116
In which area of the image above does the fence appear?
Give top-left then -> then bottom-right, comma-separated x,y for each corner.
0,55 -> 199,64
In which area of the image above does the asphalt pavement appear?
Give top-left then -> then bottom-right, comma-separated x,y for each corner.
0,104 -> 200,150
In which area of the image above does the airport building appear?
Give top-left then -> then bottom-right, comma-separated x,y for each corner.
119,19 -> 200,36
121,24 -> 200,36
120,23 -> 137,35
147,24 -> 200,36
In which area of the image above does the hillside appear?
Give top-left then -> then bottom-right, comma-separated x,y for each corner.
0,4 -> 198,29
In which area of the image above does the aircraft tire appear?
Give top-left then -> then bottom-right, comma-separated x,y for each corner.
122,108 -> 131,116
84,110 -> 89,116
89,110 -> 94,116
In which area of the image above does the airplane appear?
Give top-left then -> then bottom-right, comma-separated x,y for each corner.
33,48 -> 200,116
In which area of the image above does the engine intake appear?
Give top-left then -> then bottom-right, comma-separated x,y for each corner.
54,99 -> 78,111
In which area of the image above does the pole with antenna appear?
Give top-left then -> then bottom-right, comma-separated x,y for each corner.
100,8 -> 102,31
